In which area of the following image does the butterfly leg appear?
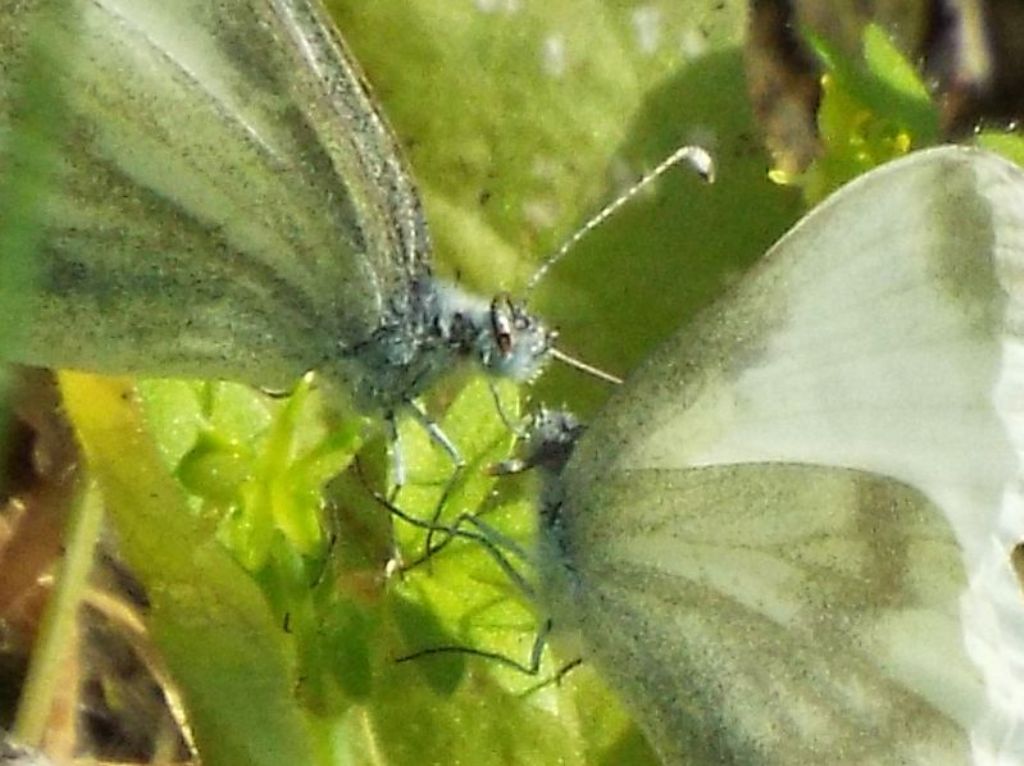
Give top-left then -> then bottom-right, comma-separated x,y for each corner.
387,399 -> 466,495
382,411 -> 410,573
361,469 -> 534,597
403,399 -> 468,559
396,617 -> 551,676
395,615 -> 580,689
404,399 -> 464,467
384,410 -> 406,501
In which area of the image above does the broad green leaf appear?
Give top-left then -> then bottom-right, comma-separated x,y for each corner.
59,372 -> 319,766
797,23 -> 939,200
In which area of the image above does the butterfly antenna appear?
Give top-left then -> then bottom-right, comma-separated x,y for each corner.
549,347 -> 623,385
525,144 -> 715,294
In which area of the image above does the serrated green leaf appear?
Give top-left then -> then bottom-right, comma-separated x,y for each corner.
799,22 -> 941,200
60,372 -> 319,766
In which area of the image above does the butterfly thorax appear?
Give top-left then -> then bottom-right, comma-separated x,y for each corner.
340,278 -> 554,412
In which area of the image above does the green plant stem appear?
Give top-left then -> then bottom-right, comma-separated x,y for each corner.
13,479 -> 104,746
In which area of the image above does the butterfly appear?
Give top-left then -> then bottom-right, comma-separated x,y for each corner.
522,146 -> 1024,764
0,0 -> 552,467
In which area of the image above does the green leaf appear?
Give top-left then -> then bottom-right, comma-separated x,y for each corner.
862,24 -> 931,103
60,372 -> 319,766
797,22 -> 940,201
976,131 -> 1024,167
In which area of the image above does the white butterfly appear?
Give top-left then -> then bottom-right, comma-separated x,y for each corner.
0,0 -> 551,456
526,146 -> 1024,765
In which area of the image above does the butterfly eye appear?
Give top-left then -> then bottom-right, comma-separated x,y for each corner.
490,293 -> 516,356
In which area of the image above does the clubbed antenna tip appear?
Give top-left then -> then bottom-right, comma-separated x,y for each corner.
526,144 -> 715,293
680,145 -> 715,183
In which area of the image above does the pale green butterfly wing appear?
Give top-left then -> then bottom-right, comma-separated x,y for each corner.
543,146 -> 1024,763
542,463 -> 980,764
0,0 -> 427,391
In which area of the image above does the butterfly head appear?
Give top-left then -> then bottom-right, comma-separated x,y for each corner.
490,407 -> 585,477
481,293 -> 556,383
